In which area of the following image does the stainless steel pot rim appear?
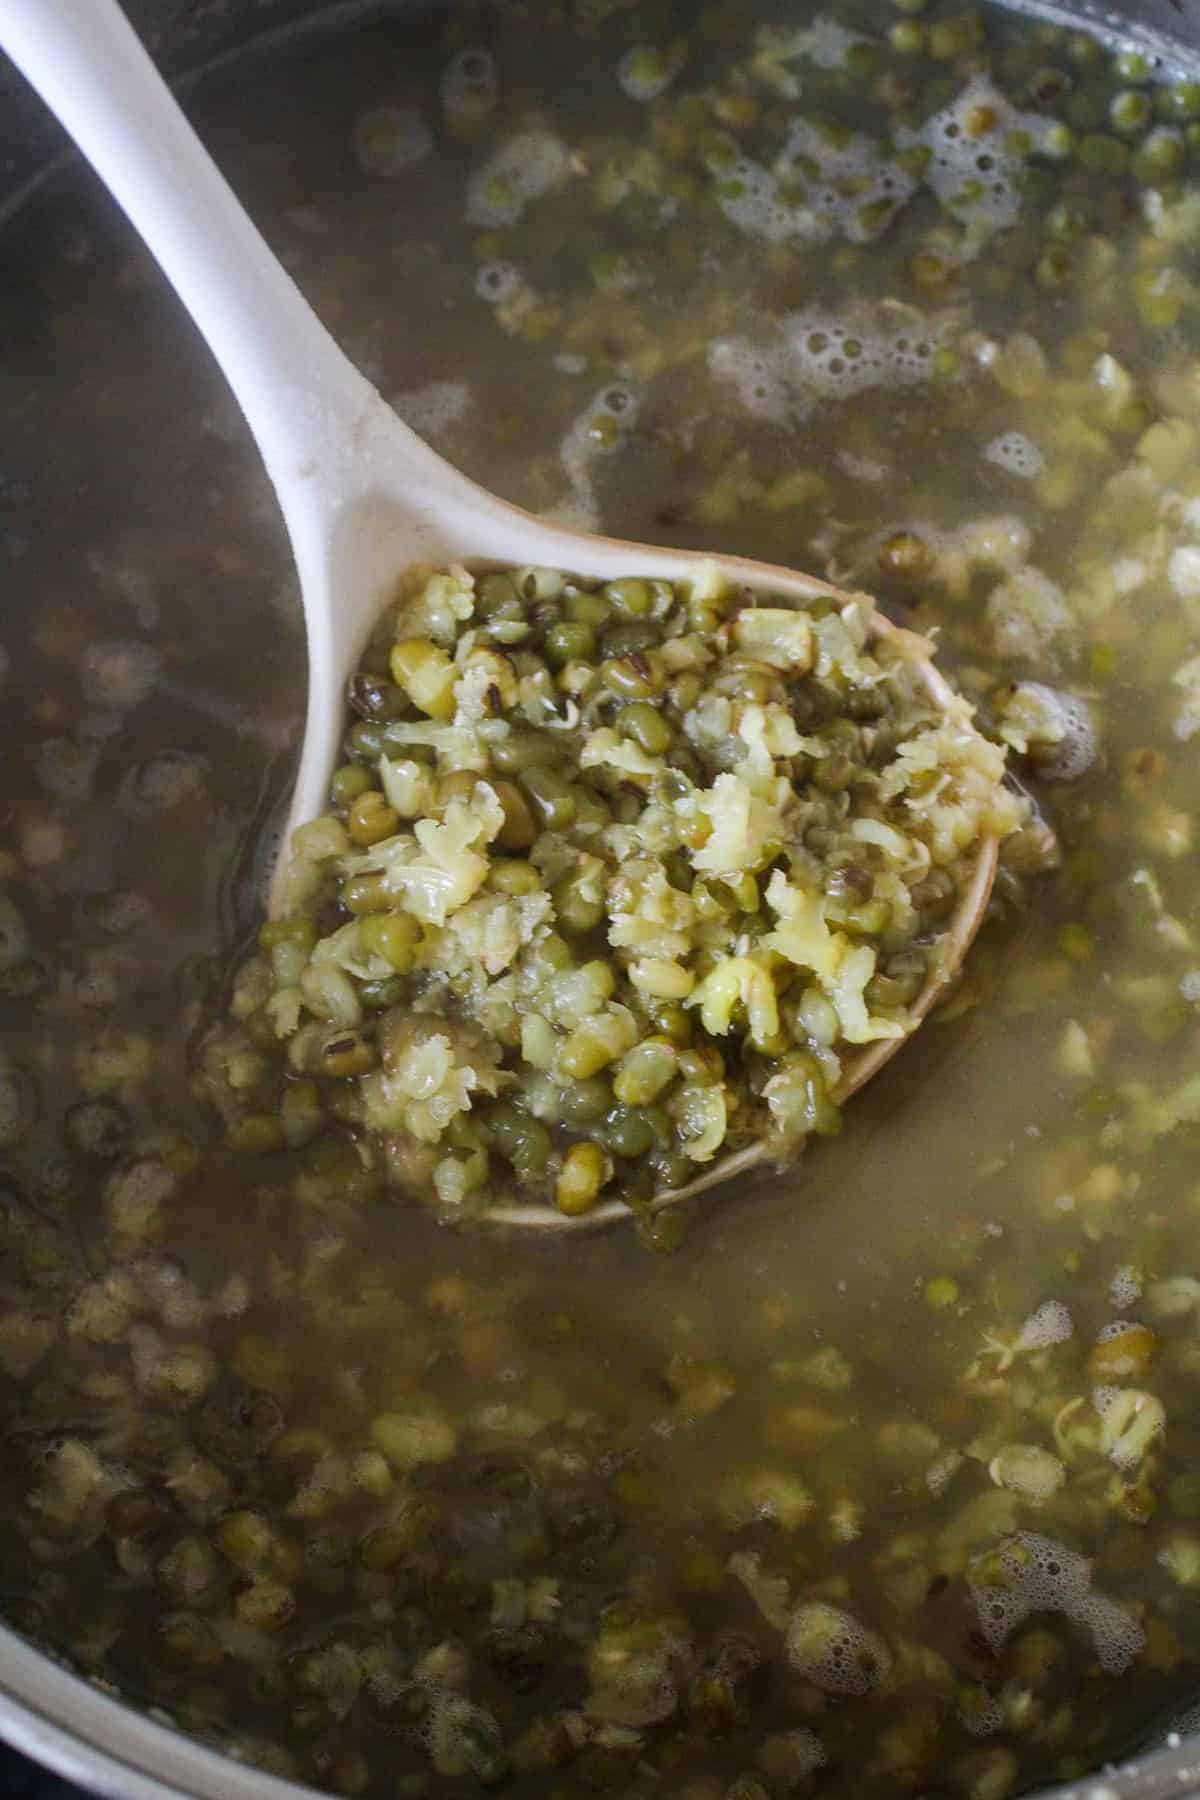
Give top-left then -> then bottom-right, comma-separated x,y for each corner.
1,1614 -> 1199,1800
1,0 -> 1199,1795
0,1621 -> 311,1799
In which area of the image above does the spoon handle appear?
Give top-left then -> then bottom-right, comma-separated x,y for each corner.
0,0 -> 382,502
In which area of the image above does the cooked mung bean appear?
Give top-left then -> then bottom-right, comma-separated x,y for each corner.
223,559 -> 1017,1223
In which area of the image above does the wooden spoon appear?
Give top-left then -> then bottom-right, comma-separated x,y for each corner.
1,0 -> 999,1230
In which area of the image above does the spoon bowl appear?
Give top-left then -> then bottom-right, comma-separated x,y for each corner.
1,0 -> 1000,1231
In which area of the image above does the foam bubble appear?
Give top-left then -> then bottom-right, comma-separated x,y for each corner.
709,303 -> 949,426
472,261 -> 541,334
960,1690 -> 1004,1736
80,640 -> 161,709
983,430 -> 1044,480
785,1599 -> 892,1695
974,1586 -> 1028,1652
707,337 -> 804,428
1096,1318 -> 1139,1342
786,305 -> 944,400
617,43 -> 684,102
1074,1591 -> 1147,1675
778,118 -> 918,245
786,16 -> 868,69
1146,1275 -> 1200,1318
899,78 -> 1054,255
88,548 -> 159,630
714,117 -> 915,248
427,1695 -> 506,1780
838,450 -> 889,483
440,48 -> 498,130
986,567 -> 1071,662
548,385 -> 640,532
474,261 -> 523,304
926,1449 -> 964,1497
353,107 -> 433,179
585,1621 -> 686,1727
120,750 -> 208,815
710,72 -> 1052,259
1008,1533 -> 1091,1606
134,1257 -> 206,1331
1012,684 -> 1097,781
758,1729 -> 827,1782
971,1531 -> 1145,1674
714,154 -> 814,246
1017,1299 -> 1073,1350
466,131 -> 570,228
1163,1701 -> 1200,1740
392,380 -> 470,441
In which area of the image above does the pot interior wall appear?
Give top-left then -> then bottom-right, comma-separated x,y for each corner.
3,0 -> 1199,205
3,3 -> 1200,1799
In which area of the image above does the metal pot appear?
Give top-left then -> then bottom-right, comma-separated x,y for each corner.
1,3 -> 1199,1795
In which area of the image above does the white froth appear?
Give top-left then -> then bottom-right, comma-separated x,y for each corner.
392,381 -> 470,440
1096,1318 -> 1138,1342
970,1531 -> 1144,1675
983,430 -> 1044,479
1147,1275 -> 1200,1319
785,1599 -> 892,1696
353,107 -> 433,179
548,385 -> 640,533
741,15 -> 872,103
121,751 -> 208,816
960,1691 -> 1004,1736
1009,683 -> 1097,781
466,131 -> 570,228
899,78 -> 1053,254
926,1449 -> 964,1497
710,305 -> 947,427
986,566 -> 1071,662
1075,1591 -> 1148,1675
838,450 -> 889,483
440,48 -> 498,129
474,261 -> 523,304
1165,1703 -> 1200,1739
787,307 -> 943,400
714,119 -> 913,247
778,16 -> 868,71
778,118 -> 918,244
715,154 -> 814,246
80,640 -> 162,710
759,1730 -> 827,1780
472,261 -> 541,334
708,338 -> 803,428
710,74 -> 1051,259
1017,1300 -> 1073,1350
617,43 -> 685,102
